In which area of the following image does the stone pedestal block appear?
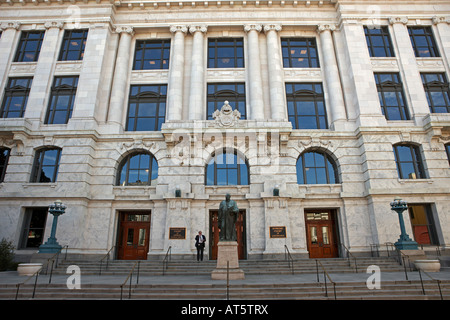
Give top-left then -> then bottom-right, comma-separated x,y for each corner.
211,241 -> 245,280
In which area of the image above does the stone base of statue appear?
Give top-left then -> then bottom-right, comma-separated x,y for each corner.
211,241 -> 245,280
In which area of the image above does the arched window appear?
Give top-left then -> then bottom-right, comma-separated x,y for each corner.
0,147 -> 11,183
31,147 -> 62,183
117,151 -> 158,186
206,149 -> 249,186
297,150 -> 339,184
393,144 -> 426,179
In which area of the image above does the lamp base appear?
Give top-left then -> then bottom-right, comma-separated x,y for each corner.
38,238 -> 62,254
394,240 -> 419,250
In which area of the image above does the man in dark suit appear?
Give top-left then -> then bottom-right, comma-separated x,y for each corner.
195,231 -> 206,262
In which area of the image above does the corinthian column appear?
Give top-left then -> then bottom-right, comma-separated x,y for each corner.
244,24 -> 265,120
317,24 -> 347,129
264,24 -> 285,120
167,25 -> 187,121
188,25 -> 207,120
108,26 -> 134,127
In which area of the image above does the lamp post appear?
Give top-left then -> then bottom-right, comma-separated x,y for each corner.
390,198 -> 418,250
39,200 -> 66,254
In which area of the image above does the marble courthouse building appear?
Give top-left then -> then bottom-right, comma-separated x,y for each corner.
0,0 -> 450,261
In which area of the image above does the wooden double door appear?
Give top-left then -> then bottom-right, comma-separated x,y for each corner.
209,209 -> 246,260
117,212 -> 151,260
305,210 -> 339,259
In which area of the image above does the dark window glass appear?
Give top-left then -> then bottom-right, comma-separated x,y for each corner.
364,26 -> 395,57
45,76 -> 78,124
117,152 -> 158,186
408,27 -> 440,58
14,31 -> 45,62
58,29 -> 88,61
286,83 -> 327,129
133,39 -> 170,70
0,148 -> 11,183
206,149 -> 249,186
297,150 -> 338,185
446,144 -> 450,166
207,83 -> 246,120
393,144 -> 426,179
374,73 -> 409,120
31,148 -> 62,183
421,73 -> 450,113
208,38 -> 244,68
21,208 -> 48,248
281,38 -> 319,68
0,77 -> 33,118
126,84 -> 167,131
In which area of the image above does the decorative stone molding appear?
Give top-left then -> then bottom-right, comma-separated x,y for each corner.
189,25 -> 207,34
389,17 -> 408,25
44,21 -> 64,29
317,24 -> 336,33
0,21 -> 20,30
244,24 -> 262,33
263,24 -> 282,33
432,16 -> 449,25
114,25 -> 134,35
170,25 -> 188,34
212,101 -> 241,127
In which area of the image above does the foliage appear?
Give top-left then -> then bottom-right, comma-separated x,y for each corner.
0,238 -> 16,271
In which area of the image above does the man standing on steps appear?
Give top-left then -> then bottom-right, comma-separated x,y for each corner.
195,231 -> 206,262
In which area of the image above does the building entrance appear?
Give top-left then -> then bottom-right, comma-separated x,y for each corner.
117,211 -> 151,260
305,210 -> 339,259
209,209 -> 246,260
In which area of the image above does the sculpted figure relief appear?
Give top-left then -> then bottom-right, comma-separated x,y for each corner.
218,193 -> 239,241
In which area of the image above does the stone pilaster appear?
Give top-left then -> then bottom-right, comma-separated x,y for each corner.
0,22 -> 20,94
188,25 -> 207,120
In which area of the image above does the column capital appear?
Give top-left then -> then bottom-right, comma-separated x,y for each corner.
244,24 -> 262,33
432,16 -> 449,25
114,26 -> 134,36
263,24 -> 282,33
0,21 -> 20,30
389,17 -> 408,25
317,24 -> 336,33
44,21 -> 64,30
189,25 -> 207,34
170,25 -> 188,34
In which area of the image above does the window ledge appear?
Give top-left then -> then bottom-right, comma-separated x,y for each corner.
22,183 -> 57,188
397,178 -> 433,184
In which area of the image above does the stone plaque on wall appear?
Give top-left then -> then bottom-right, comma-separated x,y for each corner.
269,226 -> 286,238
169,227 -> 186,239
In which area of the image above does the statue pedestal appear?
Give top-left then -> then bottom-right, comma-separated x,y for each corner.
211,241 -> 245,280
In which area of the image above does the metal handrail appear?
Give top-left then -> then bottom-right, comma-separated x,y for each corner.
162,246 -> 172,276
284,245 -> 294,275
15,266 -> 42,300
418,269 -> 443,300
46,245 -> 69,283
315,259 -> 337,300
120,260 -> 141,300
340,243 -> 358,273
385,242 -> 413,280
99,245 -> 115,276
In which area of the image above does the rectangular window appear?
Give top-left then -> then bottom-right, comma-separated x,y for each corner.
374,73 -> 410,120
408,204 -> 439,245
364,26 -> 395,57
207,83 -> 246,120
58,29 -> 88,61
393,144 -> 426,179
133,39 -> 170,70
126,84 -> 167,131
281,38 -> 319,68
20,208 -> 48,248
285,83 -> 328,129
0,77 -> 33,118
14,31 -> 45,62
421,73 -> 450,113
208,38 -> 244,68
31,148 -> 62,183
408,27 -> 440,58
45,76 -> 79,124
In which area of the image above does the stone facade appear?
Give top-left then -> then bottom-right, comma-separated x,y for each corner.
0,0 -> 449,260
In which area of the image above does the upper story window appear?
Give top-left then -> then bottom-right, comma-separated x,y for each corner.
133,39 -> 170,70
408,27 -> 440,58
31,147 -> 62,183
58,29 -> 88,61
281,38 -> 319,68
117,151 -> 158,186
393,144 -> 426,179
364,26 -> 395,57
446,144 -> 450,166
0,148 -> 11,183
45,76 -> 79,124
421,73 -> 450,113
296,149 -> 339,185
207,83 -> 246,120
286,83 -> 328,129
0,77 -> 33,118
374,73 -> 410,120
14,31 -> 45,62
208,38 -> 244,68
126,84 -> 167,131
206,149 -> 249,186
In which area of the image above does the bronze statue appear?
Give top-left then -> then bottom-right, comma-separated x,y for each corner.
218,193 -> 239,241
